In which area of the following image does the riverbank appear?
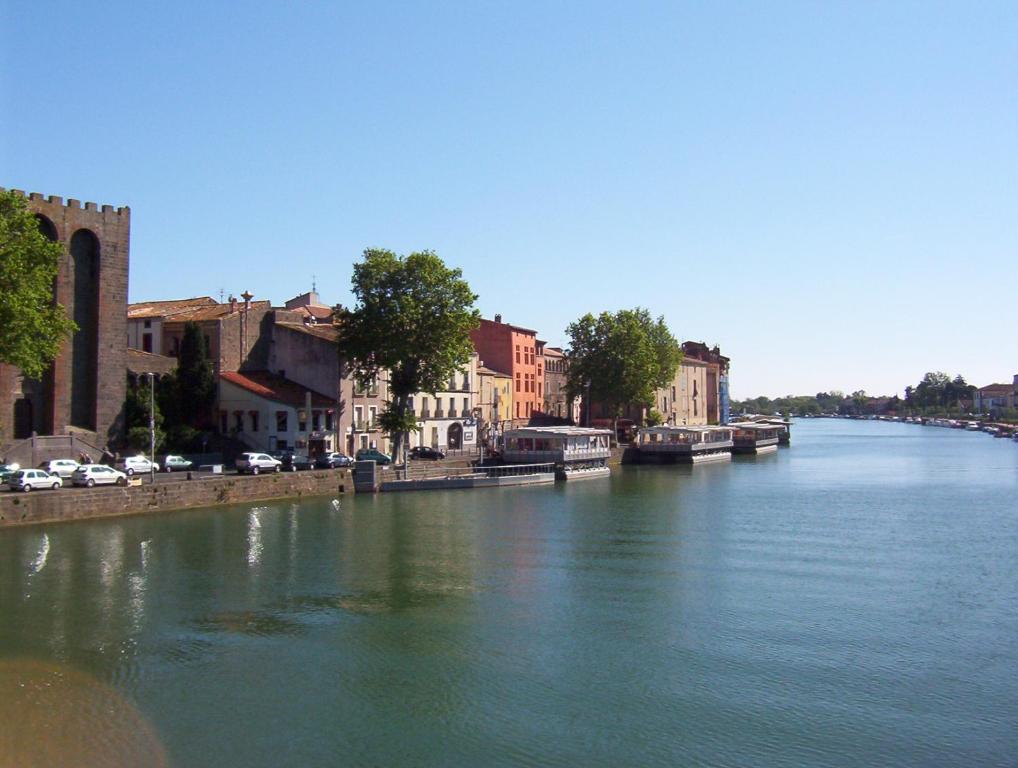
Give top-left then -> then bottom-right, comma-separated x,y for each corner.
0,469 -> 351,527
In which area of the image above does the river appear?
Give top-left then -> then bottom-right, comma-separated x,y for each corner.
1,419 -> 1017,767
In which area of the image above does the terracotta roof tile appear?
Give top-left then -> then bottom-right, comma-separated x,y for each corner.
220,371 -> 336,408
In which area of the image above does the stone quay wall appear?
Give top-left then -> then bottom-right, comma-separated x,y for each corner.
0,470 -> 351,528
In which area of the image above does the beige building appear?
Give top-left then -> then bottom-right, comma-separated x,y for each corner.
406,354 -> 479,452
656,358 -> 709,426
477,364 -> 513,427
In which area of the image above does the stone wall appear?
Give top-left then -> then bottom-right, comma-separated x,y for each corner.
0,469 -> 351,528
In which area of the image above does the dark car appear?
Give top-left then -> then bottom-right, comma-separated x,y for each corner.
315,452 -> 353,469
409,446 -> 446,460
355,448 -> 392,465
281,453 -> 313,471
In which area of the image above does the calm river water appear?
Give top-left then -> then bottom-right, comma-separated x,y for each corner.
2,419 -> 1017,767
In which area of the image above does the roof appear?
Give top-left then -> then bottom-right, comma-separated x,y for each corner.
640,425 -> 732,433
479,317 -> 538,335
285,304 -> 335,321
165,300 -> 272,322
220,370 -> 335,408
126,348 -> 178,376
128,297 -> 216,319
477,364 -> 512,378
503,426 -> 612,438
977,383 -> 1013,394
543,346 -> 566,359
275,321 -> 341,342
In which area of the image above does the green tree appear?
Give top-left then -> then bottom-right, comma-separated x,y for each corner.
0,190 -> 76,378
124,377 -> 165,453
565,308 -> 682,439
336,248 -> 480,463
175,321 -> 216,428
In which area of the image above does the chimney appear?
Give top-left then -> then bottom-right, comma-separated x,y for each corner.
494,313 -> 502,323
241,290 -> 253,311
229,295 -> 237,314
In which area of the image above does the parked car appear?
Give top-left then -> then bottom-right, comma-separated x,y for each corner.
0,463 -> 20,483
6,468 -> 62,492
409,446 -> 446,460
37,459 -> 80,478
161,455 -> 193,472
282,453 -> 313,471
355,448 -> 392,465
117,455 -> 159,476
72,464 -> 128,487
235,452 -> 282,474
315,452 -> 353,469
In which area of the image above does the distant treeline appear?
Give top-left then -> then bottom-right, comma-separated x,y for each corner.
734,372 -> 1011,418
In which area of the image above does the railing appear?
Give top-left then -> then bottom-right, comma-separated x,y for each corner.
1,431 -> 107,468
434,410 -> 445,418
448,408 -> 458,418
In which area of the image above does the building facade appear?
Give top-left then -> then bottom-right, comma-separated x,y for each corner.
470,315 -> 545,426
219,370 -> 338,455
973,383 -> 1015,415
408,355 -> 479,453
656,358 -> 709,426
0,190 -> 129,446
542,346 -> 577,421
681,341 -> 731,424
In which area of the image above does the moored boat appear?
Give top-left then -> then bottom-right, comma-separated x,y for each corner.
635,425 -> 733,464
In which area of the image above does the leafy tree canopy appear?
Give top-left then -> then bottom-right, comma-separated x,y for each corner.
337,248 -> 480,460
175,321 -> 216,428
565,308 -> 682,419
0,190 -> 76,377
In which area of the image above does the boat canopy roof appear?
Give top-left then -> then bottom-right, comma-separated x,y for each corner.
503,426 -> 613,439
639,425 -> 731,434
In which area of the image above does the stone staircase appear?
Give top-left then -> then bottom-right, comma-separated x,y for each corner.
1,429 -> 107,467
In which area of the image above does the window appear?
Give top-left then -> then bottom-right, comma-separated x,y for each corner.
463,397 -> 469,414
312,411 -> 321,430
298,410 -> 307,432
354,406 -> 363,429
515,374 -> 521,392
422,397 -> 429,415
515,345 -> 520,363
276,411 -> 288,432
448,397 -> 454,413
516,402 -> 520,417
143,319 -> 151,329
408,396 -> 415,414
234,412 -> 244,432
250,411 -> 259,432
325,411 -> 333,430
220,411 -> 228,434
369,405 -> 377,427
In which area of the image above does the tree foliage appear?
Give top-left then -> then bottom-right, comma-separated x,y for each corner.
0,190 -> 76,377
336,248 -> 480,462
565,308 -> 682,421
174,321 -> 216,428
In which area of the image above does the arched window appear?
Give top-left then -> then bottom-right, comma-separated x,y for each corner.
69,229 -> 100,430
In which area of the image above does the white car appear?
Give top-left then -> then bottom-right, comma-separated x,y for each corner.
6,468 -> 62,492
118,455 -> 159,476
235,452 -> 282,475
37,459 -> 80,478
71,464 -> 128,487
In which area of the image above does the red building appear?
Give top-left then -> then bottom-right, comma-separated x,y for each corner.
470,315 -> 545,426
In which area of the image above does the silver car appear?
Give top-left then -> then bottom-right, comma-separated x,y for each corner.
6,469 -> 62,492
37,459 -> 80,479
71,464 -> 128,487
235,452 -> 282,475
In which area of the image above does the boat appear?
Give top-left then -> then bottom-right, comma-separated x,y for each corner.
501,426 -> 613,481
635,425 -> 733,464
730,423 -> 783,454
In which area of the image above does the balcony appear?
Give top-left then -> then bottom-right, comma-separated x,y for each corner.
421,410 -> 431,419
448,408 -> 458,418
434,409 -> 444,418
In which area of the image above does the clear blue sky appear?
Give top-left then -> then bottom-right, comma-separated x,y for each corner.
3,1 -> 1015,399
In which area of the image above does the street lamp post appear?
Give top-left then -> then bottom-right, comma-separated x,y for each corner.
144,372 -> 156,484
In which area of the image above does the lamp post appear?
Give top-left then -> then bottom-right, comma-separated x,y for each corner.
143,372 -> 156,483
